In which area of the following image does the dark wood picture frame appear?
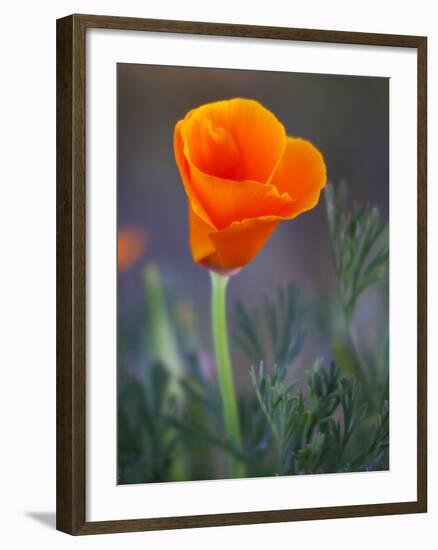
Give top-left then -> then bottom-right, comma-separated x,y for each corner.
56,13 -> 428,535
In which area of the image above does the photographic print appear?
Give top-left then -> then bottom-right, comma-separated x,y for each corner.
116,63 -> 389,485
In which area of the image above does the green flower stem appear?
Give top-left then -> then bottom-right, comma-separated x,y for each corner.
144,264 -> 186,480
210,272 -> 246,478
144,264 -> 184,405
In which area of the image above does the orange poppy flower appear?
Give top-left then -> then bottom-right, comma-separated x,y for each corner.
174,98 -> 326,272
117,227 -> 147,272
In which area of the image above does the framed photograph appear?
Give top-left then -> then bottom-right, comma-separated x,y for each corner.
56,14 -> 427,535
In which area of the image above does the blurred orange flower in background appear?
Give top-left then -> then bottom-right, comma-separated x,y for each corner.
117,227 -> 147,272
174,98 -> 326,272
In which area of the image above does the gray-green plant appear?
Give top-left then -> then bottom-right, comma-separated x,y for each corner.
117,182 -> 390,483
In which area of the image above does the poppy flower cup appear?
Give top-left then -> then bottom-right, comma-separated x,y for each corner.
174,98 -> 326,273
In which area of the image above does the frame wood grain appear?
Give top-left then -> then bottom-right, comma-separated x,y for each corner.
56,13 -> 427,535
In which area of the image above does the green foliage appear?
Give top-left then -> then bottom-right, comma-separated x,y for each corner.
325,182 -> 389,411
117,362 -> 178,484
234,283 -> 305,368
250,360 -> 386,475
345,402 -> 389,471
118,182 -> 390,483
325,182 -> 388,325
168,353 -> 272,478
250,361 -> 304,474
167,354 -> 232,457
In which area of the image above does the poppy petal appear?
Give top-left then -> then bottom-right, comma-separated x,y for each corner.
184,158 -> 296,230
271,137 -> 327,214
174,120 -> 214,226
178,116 -> 240,180
181,98 -> 286,184
188,204 -> 217,264
199,216 -> 281,271
117,228 -> 147,272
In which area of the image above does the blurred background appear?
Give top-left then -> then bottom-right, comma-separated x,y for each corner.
117,63 -> 389,483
